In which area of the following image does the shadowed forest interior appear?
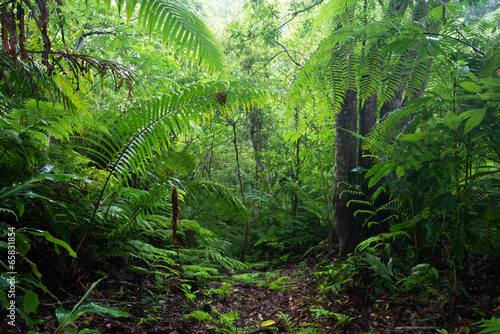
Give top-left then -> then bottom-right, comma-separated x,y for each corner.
0,0 -> 499,333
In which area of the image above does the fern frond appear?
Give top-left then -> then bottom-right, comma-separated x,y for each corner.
254,236 -> 282,247
182,264 -> 219,280
313,0 -> 357,30
405,56 -> 431,97
340,189 -> 364,198
355,231 -> 409,253
104,0 -> 228,79
353,209 -> 375,217
125,239 -> 178,264
82,82 -> 267,200
362,105 -> 422,155
359,47 -> 383,106
347,200 -> 371,208
187,179 -> 249,215
370,185 -> 386,203
475,316 -> 500,334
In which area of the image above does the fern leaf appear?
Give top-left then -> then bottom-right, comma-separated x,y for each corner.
114,0 -> 228,80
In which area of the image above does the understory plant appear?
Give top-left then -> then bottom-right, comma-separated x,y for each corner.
0,0 -> 268,329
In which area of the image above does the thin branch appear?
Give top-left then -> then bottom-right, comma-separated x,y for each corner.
75,30 -> 117,52
423,32 -> 484,56
252,49 -> 303,75
275,40 -> 303,66
273,0 -> 325,32
237,0 -> 324,44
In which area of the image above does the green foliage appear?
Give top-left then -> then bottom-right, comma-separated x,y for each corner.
93,0 -> 227,79
0,223 -> 79,328
54,276 -> 130,334
205,282 -> 232,296
268,276 -> 294,292
184,310 -> 214,323
309,306 -> 355,329
316,258 -> 359,294
400,263 -> 439,291
1,0 -> 499,331
474,317 -> 500,334
357,4 -> 500,278
364,252 -> 398,293
277,311 -> 322,333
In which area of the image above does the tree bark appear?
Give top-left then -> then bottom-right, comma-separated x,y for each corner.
358,93 -> 377,168
248,108 -> 268,183
332,89 -> 359,256
291,107 -> 301,220
229,119 -> 250,261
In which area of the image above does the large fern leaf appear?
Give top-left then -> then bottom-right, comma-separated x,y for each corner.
80,82 -> 266,216
96,0 -> 227,80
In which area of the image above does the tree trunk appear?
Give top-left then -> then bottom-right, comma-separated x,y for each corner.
332,89 -> 359,256
358,93 -> 377,168
229,119 -> 250,261
291,107 -> 301,220
249,108 -> 268,183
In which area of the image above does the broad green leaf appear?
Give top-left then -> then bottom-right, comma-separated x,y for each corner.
15,201 -> 25,217
479,91 -> 500,101
443,112 -> 460,131
459,107 -> 485,120
23,290 -> 40,314
368,162 -> 394,188
480,77 -> 500,87
459,81 -> 480,93
27,230 -> 77,258
396,165 -> 405,178
402,132 -> 436,141
73,302 -> 130,318
468,72 -> 479,83
55,308 -> 72,325
464,107 -> 486,134
20,274 -> 56,299
16,233 -> 30,256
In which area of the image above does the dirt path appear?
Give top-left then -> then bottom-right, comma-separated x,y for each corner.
16,266 -> 497,333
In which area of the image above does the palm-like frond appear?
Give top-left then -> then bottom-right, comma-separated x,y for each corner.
362,105 -> 422,156
79,82 -> 267,218
186,179 -> 249,216
99,0 -> 227,80
313,0 -> 357,30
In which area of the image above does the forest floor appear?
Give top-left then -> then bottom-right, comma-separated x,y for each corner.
5,263 -> 499,334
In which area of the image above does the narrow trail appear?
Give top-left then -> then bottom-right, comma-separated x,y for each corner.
22,265 -> 497,333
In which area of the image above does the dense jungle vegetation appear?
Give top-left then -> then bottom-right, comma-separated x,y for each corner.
1,0 -> 499,333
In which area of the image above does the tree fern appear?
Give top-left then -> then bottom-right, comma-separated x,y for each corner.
362,105 -> 422,156
92,0 -> 227,80
132,215 -> 247,270
81,81 -> 266,197
312,0 -> 357,31
359,47 -> 383,106
186,179 -> 249,217
123,239 -> 178,265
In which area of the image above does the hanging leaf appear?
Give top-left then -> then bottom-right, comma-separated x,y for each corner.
464,107 -> 486,134
27,230 -> 77,258
23,290 -> 40,314
443,112 -> 461,131
459,81 -> 481,93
